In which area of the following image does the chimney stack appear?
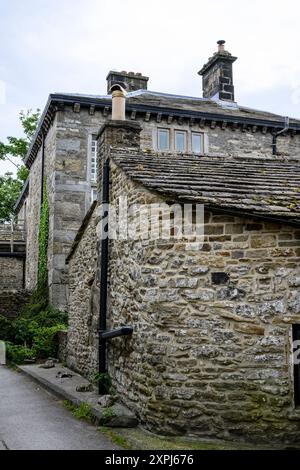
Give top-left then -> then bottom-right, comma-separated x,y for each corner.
106,71 -> 149,94
198,41 -> 237,102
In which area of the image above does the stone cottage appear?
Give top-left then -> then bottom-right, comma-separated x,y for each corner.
15,41 -> 300,443
15,41 -> 300,311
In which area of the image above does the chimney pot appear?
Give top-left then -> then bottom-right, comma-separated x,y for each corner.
110,84 -> 127,121
217,40 -> 226,52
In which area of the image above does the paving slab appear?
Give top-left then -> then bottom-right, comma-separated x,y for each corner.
18,363 -> 138,428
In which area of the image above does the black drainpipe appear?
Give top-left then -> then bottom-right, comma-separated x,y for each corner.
272,133 -> 277,156
98,155 -> 133,394
40,131 -> 45,209
98,157 -> 110,394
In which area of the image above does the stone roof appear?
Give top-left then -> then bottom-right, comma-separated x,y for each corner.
126,91 -> 300,127
111,150 -> 300,225
24,90 -> 300,169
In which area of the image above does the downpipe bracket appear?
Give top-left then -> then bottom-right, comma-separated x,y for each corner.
99,326 -> 133,341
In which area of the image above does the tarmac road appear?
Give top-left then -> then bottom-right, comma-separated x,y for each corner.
0,365 -> 119,450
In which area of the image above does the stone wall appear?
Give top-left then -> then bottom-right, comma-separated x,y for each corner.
105,161 -> 300,444
66,203 -> 99,377
50,107 -> 107,310
24,117 -> 57,291
64,153 -> 300,443
0,257 -> 24,289
139,117 -> 300,158
0,289 -> 31,320
21,104 -> 300,310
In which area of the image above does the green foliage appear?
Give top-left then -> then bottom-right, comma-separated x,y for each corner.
63,401 -> 94,423
19,109 -> 41,141
100,407 -> 116,425
0,108 -> 40,221
6,343 -> 35,364
99,428 -> 132,450
4,176 -> 66,364
31,324 -> 66,358
17,165 -> 29,182
38,183 -> 49,288
21,285 -> 49,317
4,285 -> 67,364
0,173 -> 24,222
92,372 -> 112,394
0,109 -> 40,162
0,315 -> 16,342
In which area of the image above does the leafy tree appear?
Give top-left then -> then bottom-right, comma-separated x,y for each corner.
0,109 -> 40,221
0,172 -> 24,221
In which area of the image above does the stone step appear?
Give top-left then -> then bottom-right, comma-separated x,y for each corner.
18,363 -> 138,428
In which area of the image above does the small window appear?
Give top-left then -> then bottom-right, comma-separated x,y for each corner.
175,131 -> 186,152
91,188 -> 98,203
191,133 -> 203,154
90,137 -> 97,182
158,129 -> 169,151
293,325 -> 300,407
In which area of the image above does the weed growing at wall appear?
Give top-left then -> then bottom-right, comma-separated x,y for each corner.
92,372 -> 112,394
37,182 -> 49,289
63,401 -> 94,423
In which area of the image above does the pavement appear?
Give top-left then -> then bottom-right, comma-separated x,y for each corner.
0,365 -> 120,450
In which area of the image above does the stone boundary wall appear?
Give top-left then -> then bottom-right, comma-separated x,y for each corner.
0,257 -> 24,290
0,289 -> 31,320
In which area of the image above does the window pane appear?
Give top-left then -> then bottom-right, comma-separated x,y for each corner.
175,131 -> 186,152
192,133 -> 202,154
158,130 -> 169,151
91,189 -> 98,202
90,137 -> 97,182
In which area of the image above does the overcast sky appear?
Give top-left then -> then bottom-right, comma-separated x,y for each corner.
1,0 -> 300,175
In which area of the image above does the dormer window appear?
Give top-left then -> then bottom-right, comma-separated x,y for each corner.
158,129 -> 170,151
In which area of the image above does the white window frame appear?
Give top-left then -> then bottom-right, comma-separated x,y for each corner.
91,188 -> 98,203
191,132 -> 204,155
157,128 -> 170,151
175,130 -> 187,152
90,136 -> 97,182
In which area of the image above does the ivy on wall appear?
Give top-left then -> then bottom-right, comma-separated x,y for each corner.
37,182 -> 49,289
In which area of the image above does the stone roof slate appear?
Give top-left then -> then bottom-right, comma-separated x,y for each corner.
126,91 -> 300,126
111,151 -> 300,224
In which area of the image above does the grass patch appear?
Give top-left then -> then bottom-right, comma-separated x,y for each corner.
99,427 -> 133,450
101,427 -> 271,451
100,406 -> 116,425
63,400 -> 94,423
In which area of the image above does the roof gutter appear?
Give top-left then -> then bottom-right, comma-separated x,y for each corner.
24,94 -> 300,170
14,179 -> 29,213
